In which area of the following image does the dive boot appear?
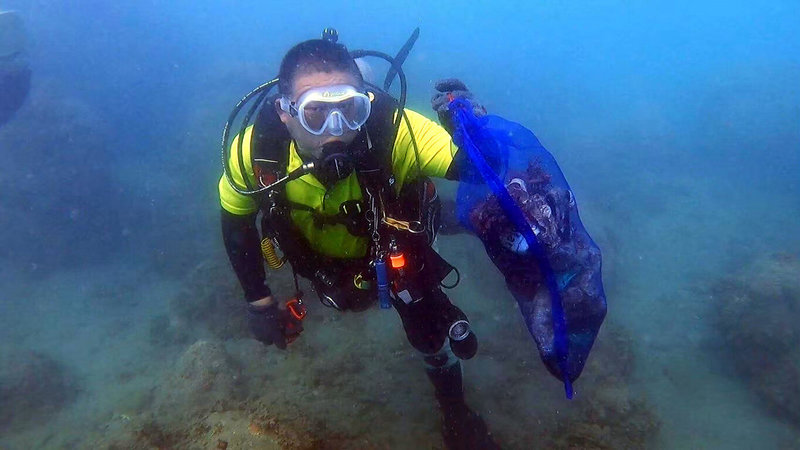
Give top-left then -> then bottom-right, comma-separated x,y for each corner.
426,361 -> 501,450
439,398 -> 500,450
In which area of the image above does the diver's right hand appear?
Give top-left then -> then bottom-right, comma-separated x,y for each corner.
246,300 -> 287,349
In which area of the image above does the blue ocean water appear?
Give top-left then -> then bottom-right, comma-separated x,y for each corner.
1,1 -> 798,448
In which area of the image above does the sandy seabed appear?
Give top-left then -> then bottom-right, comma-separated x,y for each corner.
1,220 -> 798,449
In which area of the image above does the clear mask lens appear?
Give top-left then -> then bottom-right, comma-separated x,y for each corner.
287,85 -> 371,136
325,111 -> 344,136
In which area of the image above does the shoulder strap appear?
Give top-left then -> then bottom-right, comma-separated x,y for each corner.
357,90 -> 400,199
251,95 -> 292,188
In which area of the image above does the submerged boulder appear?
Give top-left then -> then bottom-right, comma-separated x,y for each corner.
713,252 -> 800,426
0,348 -> 80,430
546,326 -> 661,449
154,340 -> 245,419
0,11 -> 31,127
0,77 -> 119,271
482,321 -> 661,449
152,260 -> 296,346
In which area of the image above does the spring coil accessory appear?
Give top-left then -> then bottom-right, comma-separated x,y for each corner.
260,238 -> 285,269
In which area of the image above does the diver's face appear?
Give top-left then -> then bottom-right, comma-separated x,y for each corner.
276,70 -> 363,158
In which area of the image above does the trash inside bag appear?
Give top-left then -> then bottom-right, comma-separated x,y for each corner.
450,98 -> 607,398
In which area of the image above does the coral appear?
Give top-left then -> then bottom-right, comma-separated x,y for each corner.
713,252 -> 800,426
0,348 -> 80,430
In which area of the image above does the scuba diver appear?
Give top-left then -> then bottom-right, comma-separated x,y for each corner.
0,10 -> 31,127
219,29 -> 500,449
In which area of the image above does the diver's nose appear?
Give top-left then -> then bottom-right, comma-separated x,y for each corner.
325,111 -> 344,136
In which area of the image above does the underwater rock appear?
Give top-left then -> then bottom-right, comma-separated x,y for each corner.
147,313 -> 191,347
546,326 -> 661,449
161,261 -> 248,343
483,321 -> 661,449
0,76 -> 120,271
158,260 -> 296,344
0,348 -> 80,430
131,420 -> 189,450
0,63 -> 30,126
0,12 -> 25,58
0,11 -> 31,127
713,252 -> 800,426
154,340 -> 245,418
551,392 -> 658,450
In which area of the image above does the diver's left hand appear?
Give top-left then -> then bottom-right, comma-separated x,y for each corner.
431,78 -> 487,134
246,302 -> 287,349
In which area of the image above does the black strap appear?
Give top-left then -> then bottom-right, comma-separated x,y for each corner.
251,94 -> 292,190
357,91 -> 400,202
286,199 -> 369,237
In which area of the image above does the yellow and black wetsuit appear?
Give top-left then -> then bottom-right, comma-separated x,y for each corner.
220,90 -> 480,429
219,92 -> 460,306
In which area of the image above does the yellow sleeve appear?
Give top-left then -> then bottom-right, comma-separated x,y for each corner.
391,108 -> 458,190
218,125 -> 259,215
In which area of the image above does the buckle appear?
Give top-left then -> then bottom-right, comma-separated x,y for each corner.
383,217 -> 425,234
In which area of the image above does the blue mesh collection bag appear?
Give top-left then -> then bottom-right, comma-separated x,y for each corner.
450,98 -> 607,398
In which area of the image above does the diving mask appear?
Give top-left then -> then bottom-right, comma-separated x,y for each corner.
279,84 -> 371,136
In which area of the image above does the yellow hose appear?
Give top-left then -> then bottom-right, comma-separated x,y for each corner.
260,238 -> 285,269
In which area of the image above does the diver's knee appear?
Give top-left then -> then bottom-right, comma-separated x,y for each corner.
424,343 -> 459,370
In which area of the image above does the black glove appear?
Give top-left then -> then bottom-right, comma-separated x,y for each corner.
431,78 -> 487,134
246,302 -> 287,349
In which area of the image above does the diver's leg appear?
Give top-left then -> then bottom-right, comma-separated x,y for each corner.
424,348 -> 499,450
393,289 -> 499,449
